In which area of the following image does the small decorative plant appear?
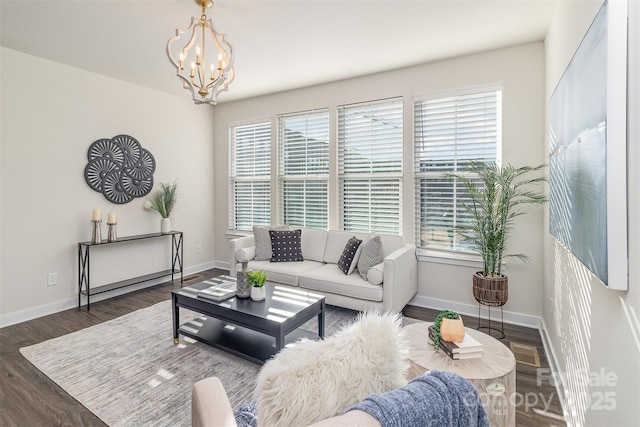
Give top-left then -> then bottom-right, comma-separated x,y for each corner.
147,181 -> 178,219
432,310 -> 461,351
247,270 -> 267,288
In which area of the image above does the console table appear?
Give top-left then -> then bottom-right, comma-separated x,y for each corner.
78,231 -> 183,310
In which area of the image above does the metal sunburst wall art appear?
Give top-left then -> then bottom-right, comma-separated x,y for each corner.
84,135 -> 156,204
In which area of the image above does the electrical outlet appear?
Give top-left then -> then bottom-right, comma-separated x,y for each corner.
196,244 -> 203,254
47,272 -> 58,286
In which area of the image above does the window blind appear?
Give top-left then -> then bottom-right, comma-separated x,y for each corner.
229,122 -> 271,230
338,97 -> 403,235
414,88 -> 501,251
277,110 -> 329,228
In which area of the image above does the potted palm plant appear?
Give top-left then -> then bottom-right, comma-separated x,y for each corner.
147,181 -> 177,233
445,162 -> 547,307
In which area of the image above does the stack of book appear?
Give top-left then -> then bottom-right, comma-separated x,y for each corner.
197,280 -> 237,302
428,325 -> 483,360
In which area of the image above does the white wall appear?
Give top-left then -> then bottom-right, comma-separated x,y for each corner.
543,1 -> 640,425
212,42 -> 546,321
0,47 -> 216,326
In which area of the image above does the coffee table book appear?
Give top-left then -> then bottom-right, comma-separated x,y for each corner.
428,325 -> 483,360
197,280 -> 237,302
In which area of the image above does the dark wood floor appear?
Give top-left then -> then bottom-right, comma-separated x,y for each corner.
1,268 -> 566,426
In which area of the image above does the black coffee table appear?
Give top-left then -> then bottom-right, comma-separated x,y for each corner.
172,275 -> 325,364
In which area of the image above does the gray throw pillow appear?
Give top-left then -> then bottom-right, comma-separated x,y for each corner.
357,236 -> 382,281
338,236 -> 363,275
254,225 -> 289,261
270,229 -> 304,262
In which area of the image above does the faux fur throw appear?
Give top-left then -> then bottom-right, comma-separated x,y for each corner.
253,311 -> 408,427
349,370 -> 490,427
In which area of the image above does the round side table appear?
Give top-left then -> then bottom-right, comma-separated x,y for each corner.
404,322 -> 516,427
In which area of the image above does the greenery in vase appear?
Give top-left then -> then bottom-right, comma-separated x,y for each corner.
247,270 -> 267,287
432,310 -> 460,352
148,181 -> 178,219
444,161 -> 547,277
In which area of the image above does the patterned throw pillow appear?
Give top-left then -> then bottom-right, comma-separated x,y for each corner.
254,225 -> 289,261
338,236 -> 363,275
270,229 -> 304,262
357,236 -> 383,281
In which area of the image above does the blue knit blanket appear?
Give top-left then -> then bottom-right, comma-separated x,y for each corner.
348,370 -> 490,427
235,370 -> 490,427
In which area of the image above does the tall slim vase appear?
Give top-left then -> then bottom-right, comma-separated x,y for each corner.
161,217 -> 171,234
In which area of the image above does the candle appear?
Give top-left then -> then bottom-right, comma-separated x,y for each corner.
92,209 -> 101,221
108,212 -> 116,224
190,62 -> 195,78
195,47 -> 201,64
210,64 -> 215,80
179,52 -> 185,70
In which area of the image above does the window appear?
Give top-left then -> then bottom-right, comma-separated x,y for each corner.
414,87 -> 501,252
278,109 -> 330,229
229,122 -> 271,230
338,98 -> 403,235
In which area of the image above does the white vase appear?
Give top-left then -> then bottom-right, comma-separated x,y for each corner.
251,286 -> 265,301
161,217 -> 171,234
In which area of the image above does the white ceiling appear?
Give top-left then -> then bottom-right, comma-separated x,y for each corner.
0,0 -> 556,104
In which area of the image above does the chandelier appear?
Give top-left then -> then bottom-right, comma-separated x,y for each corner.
166,0 -> 235,105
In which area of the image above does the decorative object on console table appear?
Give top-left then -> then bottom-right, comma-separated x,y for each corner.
147,181 -> 177,234
91,209 -> 102,244
431,310 -> 463,352
445,162 -> 547,338
107,211 -> 117,242
247,270 -> 267,301
236,261 -> 251,298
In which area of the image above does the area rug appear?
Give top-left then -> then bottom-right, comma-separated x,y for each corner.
20,299 -> 359,427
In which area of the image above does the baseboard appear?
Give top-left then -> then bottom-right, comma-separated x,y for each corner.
539,317 -> 570,424
408,295 -> 542,329
0,262 -> 216,329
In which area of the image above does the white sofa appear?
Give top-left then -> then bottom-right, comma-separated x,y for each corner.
229,228 -> 417,313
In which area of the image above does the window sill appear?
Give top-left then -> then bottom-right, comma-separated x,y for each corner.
416,248 -> 484,269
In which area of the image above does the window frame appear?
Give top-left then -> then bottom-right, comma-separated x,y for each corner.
413,85 -> 503,259
337,97 -> 404,235
277,109 -> 330,229
228,120 -> 272,231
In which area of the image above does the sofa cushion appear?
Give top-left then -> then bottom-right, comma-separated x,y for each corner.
338,236 -> 363,275
299,264 -> 383,302
324,230 -> 370,264
358,236 -> 383,281
270,229 -> 304,262
247,260 -> 324,286
254,225 -> 289,261
367,262 -> 384,285
301,228 -> 328,262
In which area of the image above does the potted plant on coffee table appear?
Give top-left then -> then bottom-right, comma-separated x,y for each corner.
445,162 -> 546,310
247,270 -> 267,301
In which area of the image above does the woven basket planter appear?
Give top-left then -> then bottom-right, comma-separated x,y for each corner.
472,272 -> 508,307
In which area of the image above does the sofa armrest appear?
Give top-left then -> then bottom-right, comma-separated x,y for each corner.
381,244 -> 417,313
228,235 -> 255,276
192,377 -> 237,427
